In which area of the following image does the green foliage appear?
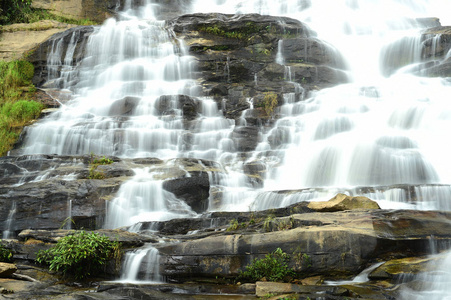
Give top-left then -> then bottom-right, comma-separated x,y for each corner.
87,155 -> 113,179
0,60 -> 42,157
263,92 -> 278,117
237,248 -> 295,283
36,231 -> 121,280
92,156 -> 114,165
0,0 -> 33,25
0,60 -> 34,101
0,1 -> 97,25
0,243 -> 13,263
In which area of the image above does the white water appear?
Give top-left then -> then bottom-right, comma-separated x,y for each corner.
13,0 -> 451,287
119,244 -> 162,283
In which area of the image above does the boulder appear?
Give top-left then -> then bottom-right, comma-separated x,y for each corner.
168,13 -> 349,121
0,263 -> 17,278
307,193 -> 381,212
155,209 -> 451,282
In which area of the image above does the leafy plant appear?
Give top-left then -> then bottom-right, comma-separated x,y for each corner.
36,231 -> 121,280
0,243 -> 13,263
0,60 -> 42,157
0,0 -> 33,25
237,248 -> 295,282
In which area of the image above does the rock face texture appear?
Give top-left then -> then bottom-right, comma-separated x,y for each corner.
0,155 -> 224,233
0,20 -> 77,61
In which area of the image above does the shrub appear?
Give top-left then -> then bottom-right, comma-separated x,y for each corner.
36,231 -> 121,280
237,248 -> 295,282
263,92 -> 278,117
0,0 -> 33,25
0,243 -> 13,263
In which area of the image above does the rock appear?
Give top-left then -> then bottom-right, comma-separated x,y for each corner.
369,256 -> 435,280
168,13 -> 349,121
300,275 -> 323,285
108,96 -> 141,116
154,95 -> 200,121
155,209 -> 451,282
0,20 -> 77,62
32,0 -> 118,23
380,26 -> 451,77
255,281 -> 348,298
0,263 -> 17,278
307,193 -> 381,212
26,25 -> 95,87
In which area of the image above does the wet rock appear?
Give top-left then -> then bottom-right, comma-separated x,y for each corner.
369,256 -> 435,280
108,97 -> 141,116
168,13 -> 349,121
27,26 -> 95,87
162,173 -> 210,213
380,26 -> 451,77
307,193 -> 381,212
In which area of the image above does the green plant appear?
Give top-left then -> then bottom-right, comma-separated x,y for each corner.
0,243 -> 13,263
263,92 -> 278,117
0,0 -> 33,25
87,155 -> 113,179
0,60 -> 42,157
237,248 -> 295,282
36,231 -> 121,280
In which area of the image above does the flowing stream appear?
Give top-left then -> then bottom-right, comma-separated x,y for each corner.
12,0 -> 451,291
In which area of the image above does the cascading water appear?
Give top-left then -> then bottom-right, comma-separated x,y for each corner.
14,0 -> 451,289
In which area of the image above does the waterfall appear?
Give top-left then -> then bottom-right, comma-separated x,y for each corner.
2,201 -> 17,239
14,0 -> 451,287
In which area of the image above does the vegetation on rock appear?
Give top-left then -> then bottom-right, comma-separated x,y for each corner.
263,92 -> 279,117
0,60 -> 42,156
36,231 -> 121,280
0,0 -> 96,26
237,248 -> 295,282
87,154 -> 114,179
0,243 -> 13,263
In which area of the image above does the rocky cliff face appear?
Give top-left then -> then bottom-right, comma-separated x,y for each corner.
2,3 -> 451,300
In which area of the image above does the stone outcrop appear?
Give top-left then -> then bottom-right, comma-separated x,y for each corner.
170,13 -> 348,120
0,20 -> 77,61
0,263 -> 17,278
0,155 -> 225,234
307,193 -> 381,212
155,209 -> 451,282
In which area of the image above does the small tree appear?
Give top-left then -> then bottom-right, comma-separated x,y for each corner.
237,248 -> 295,282
36,231 -> 121,280
0,243 -> 13,263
